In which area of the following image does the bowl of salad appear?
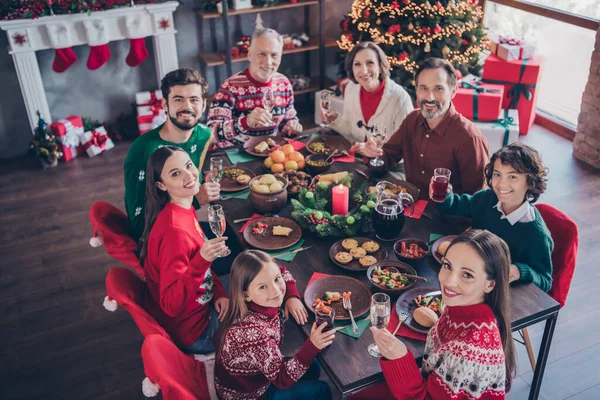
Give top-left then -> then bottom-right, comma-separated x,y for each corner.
366,261 -> 418,296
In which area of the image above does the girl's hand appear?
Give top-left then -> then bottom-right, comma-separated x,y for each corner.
215,297 -> 229,321
370,327 -> 408,360
509,264 -> 521,283
284,297 -> 308,325
310,322 -> 336,350
200,237 -> 229,261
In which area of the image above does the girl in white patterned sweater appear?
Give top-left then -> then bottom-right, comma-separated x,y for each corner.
215,250 -> 335,400
365,230 -> 517,400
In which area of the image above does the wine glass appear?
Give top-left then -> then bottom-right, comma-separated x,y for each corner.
368,293 -> 391,357
369,126 -> 387,167
263,87 -> 275,113
208,204 -> 231,257
210,157 -> 223,184
320,91 -> 331,128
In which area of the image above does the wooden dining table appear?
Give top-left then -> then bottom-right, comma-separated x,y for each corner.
205,128 -> 560,400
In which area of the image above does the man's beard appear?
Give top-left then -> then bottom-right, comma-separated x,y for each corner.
168,108 -> 199,130
419,100 -> 445,120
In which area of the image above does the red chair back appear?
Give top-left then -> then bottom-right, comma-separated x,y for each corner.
89,201 -> 144,277
142,334 -> 210,400
536,203 -> 579,308
105,267 -> 169,339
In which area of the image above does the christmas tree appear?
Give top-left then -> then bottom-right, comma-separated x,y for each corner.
336,0 -> 488,99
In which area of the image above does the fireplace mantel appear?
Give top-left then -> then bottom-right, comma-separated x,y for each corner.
0,1 -> 180,133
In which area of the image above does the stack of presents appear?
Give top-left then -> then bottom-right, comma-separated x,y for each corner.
316,34 -> 542,154
49,90 -> 167,163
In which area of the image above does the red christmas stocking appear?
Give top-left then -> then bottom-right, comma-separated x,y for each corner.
52,47 -> 77,73
126,38 -> 148,67
87,44 -> 111,70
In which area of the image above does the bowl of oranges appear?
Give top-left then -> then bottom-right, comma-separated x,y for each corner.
263,143 -> 306,174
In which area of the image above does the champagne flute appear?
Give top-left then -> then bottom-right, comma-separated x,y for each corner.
208,204 -> 231,257
263,88 -> 275,126
320,91 -> 331,128
369,126 -> 387,167
210,157 -> 223,184
368,293 -> 391,357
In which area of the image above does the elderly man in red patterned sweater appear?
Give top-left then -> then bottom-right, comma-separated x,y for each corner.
207,28 -> 303,148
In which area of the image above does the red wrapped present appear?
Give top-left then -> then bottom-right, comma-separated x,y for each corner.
454,79 -> 504,121
136,90 -> 166,134
82,126 -> 115,157
49,116 -> 85,162
482,55 -> 543,135
489,35 -> 535,61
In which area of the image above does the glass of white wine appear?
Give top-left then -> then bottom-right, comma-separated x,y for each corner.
208,204 -> 231,257
368,292 -> 391,357
210,157 -> 223,184
369,126 -> 387,167
263,87 -> 275,113
320,91 -> 331,128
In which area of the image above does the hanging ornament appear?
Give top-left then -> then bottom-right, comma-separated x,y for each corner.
408,22 -> 414,31
376,18 -> 382,25
455,30 -> 461,37
402,0 -> 410,4
471,35 -> 477,43
434,24 -> 442,34
435,1 -> 442,9
363,10 -> 370,18
424,42 -> 431,53
388,25 -> 402,35
462,39 -> 468,45
441,45 -> 450,56
424,1 -> 431,7
398,52 -> 409,61
391,1 -> 400,8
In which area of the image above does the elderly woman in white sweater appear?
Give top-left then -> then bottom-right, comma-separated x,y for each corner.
326,42 -> 414,154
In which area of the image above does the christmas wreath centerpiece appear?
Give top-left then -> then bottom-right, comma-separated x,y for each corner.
290,173 -> 378,237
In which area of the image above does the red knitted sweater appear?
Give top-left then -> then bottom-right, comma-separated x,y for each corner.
380,303 -> 506,400
214,266 -> 320,400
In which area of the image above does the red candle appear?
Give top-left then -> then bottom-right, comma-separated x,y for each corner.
331,184 -> 349,216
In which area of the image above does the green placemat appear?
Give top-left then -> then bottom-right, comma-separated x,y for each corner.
221,188 -> 250,200
429,233 -> 445,244
266,239 -> 305,262
225,149 -> 258,164
334,314 -> 371,339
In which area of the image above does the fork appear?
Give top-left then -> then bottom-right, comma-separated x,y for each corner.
342,296 -> 360,335
392,309 -> 410,336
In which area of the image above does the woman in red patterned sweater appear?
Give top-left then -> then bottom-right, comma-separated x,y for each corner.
366,230 -> 516,400
138,146 -> 230,354
215,250 -> 335,400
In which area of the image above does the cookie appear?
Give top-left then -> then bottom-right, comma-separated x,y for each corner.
335,252 -> 353,265
359,256 -> 377,267
236,174 -> 251,184
349,247 -> 367,259
361,240 -> 380,253
341,239 -> 359,250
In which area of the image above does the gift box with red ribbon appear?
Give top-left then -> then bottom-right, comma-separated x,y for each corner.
454,76 -> 505,122
489,35 -> 535,62
82,126 -> 115,157
136,90 -> 167,135
482,55 -> 544,135
49,116 -> 85,162
473,109 -> 520,155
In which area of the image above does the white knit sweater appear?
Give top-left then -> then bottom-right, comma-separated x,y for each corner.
330,77 -> 414,143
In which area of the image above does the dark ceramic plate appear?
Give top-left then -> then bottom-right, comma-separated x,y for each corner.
306,135 -> 352,156
364,178 -> 420,202
243,217 -> 302,251
366,261 -> 418,295
219,166 -> 256,192
329,237 -> 388,272
244,136 -> 288,157
431,235 -> 458,264
395,287 -> 443,334
304,275 -> 372,321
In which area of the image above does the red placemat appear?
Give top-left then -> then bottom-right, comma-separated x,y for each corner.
238,214 -> 263,233
406,200 -> 428,220
307,272 -> 330,286
333,148 -> 356,163
286,139 -> 306,151
386,305 -> 428,341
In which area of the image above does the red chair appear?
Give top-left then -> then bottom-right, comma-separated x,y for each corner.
89,201 -> 144,278
522,203 -> 579,370
141,334 -> 215,400
104,267 -> 169,339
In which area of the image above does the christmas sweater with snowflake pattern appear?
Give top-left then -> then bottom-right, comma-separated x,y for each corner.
207,68 -> 299,148
215,266 -> 319,400
143,202 -> 227,347
124,124 -> 213,240
380,303 -> 506,400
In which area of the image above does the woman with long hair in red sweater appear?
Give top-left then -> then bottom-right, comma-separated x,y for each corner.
138,146 -> 230,354
365,229 -> 516,399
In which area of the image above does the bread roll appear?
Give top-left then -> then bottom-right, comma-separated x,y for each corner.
436,240 -> 451,258
413,306 -> 439,328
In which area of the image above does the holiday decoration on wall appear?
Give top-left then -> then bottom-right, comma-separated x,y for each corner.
335,0 -> 488,99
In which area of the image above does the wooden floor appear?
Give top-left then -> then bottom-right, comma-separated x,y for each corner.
0,124 -> 598,400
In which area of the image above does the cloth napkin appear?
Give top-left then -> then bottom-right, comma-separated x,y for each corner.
266,239 -> 305,262
286,139 -> 306,151
221,188 -> 250,200
238,214 -> 263,233
387,304 -> 428,342
406,200 -> 429,219
429,233 -> 445,243
306,272 -> 370,338
225,149 -> 258,164
333,148 -> 356,163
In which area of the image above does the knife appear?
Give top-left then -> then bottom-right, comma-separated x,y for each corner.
271,245 -> 313,258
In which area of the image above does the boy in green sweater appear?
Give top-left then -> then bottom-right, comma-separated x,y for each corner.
431,143 -> 554,292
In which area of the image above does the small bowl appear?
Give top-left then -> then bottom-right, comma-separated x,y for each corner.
393,238 -> 429,265
305,153 -> 333,175
366,261 -> 417,296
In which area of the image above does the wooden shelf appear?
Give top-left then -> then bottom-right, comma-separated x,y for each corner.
198,0 -> 319,19
199,36 -> 338,67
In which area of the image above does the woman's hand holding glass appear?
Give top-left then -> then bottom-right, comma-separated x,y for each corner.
199,236 -> 229,261
370,327 -> 408,360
